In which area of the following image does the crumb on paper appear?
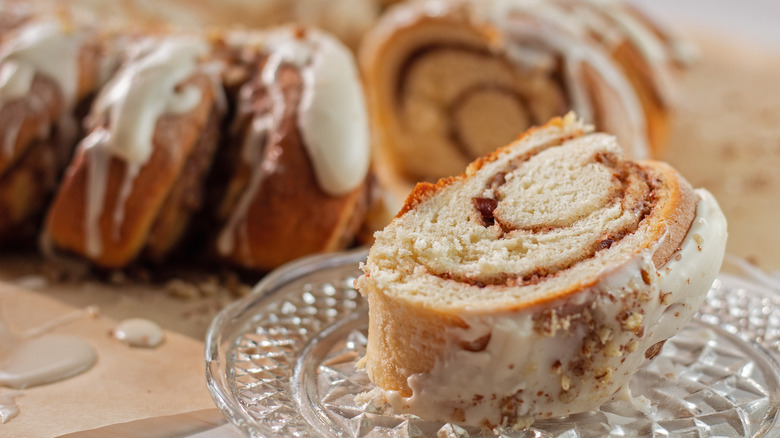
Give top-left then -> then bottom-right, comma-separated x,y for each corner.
166,279 -> 200,300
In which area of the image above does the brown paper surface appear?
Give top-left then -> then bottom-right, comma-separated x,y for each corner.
0,283 -> 216,437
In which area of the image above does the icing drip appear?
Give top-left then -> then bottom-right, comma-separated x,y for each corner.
495,0 -> 680,105
81,36 -> 208,257
216,115 -> 274,258
112,162 -> 141,241
219,32 -> 309,258
0,20 -> 83,106
298,31 -> 370,196
0,19 -> 84,156
215,31 -> 307,258
0,307 -> 99,392
0,391 -> 22,423
217,28 -> 369,257
0,335 -> 96,389
589,4 -> 678,105
89,37 -> 208,165
20,306 -> 99,339
112,318 -> 164,348
83,131 -> 111,258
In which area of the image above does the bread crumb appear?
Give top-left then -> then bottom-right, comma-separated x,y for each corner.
166,279 -> 200,300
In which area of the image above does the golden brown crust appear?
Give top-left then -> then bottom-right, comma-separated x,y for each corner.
144,104 -> 221,262
45,74 -> 219,268
364,283 -> 468,397
0,138 -> 60,242
233,128 -> 367,270
640,161 -> 698,268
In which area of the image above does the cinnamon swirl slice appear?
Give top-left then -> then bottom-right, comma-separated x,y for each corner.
212,27 -> 370,271
361,0 -> 685,214
0,14 -> 110,241
356,114 -> 727,427
44,36 -> 223,268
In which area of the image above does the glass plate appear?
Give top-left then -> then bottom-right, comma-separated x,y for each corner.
205,249 -> 780,437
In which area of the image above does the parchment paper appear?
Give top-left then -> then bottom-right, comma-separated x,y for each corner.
0,283 -> 216,437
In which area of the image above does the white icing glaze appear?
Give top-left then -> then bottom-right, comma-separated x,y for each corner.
216,114 -> 274,258
0,306 -> 100,390
382,189 -> 727,426
83,130 -> 111,258
0,335 -> 96,390
0,334 -> 96,389
89,36 -> 208,165
298,30 -> 370,196
21,306 -> 99,339
12,275 -> 48,290
0,306 -> 98,420
0,20 -> 83,106
217,28 -> 369,257
0,391 -> 22,424
257,28 -> 369,195
113,318 -> 165,348
0,19 -> 84,156
81,36 -> 208,257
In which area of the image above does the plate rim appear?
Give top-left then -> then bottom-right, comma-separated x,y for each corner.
204,248 -> 369,437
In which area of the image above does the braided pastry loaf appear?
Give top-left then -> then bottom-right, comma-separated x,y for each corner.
357,115 -> 727,427
34,23 -> 371,271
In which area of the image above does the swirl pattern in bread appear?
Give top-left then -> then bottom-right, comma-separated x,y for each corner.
357,114 -> 727,427
361,0 -> 688,222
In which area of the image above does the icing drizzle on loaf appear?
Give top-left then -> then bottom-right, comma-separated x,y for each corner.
239,27 -> 369,196
0,19 -> 84,156
216,28 -> 369,258
87,37 -> 208,165
81,36 -> 209,257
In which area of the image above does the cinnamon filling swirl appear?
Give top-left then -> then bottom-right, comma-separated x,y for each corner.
416,137 -> 666,288
394,44 -> 567,180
